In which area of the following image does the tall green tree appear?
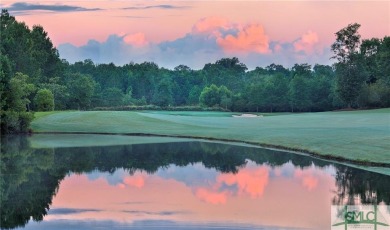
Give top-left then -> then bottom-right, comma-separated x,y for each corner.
1,10 -> 62,84
0,10 -> 32,76
331,23 -> 364,108
30,25 -> 62,83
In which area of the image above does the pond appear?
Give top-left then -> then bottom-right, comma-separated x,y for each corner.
1,134 -> 389,230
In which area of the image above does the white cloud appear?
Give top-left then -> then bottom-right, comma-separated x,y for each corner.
58,17 -> 333,69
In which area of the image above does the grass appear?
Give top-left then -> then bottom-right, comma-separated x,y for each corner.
142,111 -> 240,117
30,134 -> 192,148
32,110 -> 64,119
141,110 -> 291,117
31,108 -> 390,166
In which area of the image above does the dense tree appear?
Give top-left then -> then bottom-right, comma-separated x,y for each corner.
289,75 -> 311,112
7,73 -> 35,112
102,87 -> 125,107
291,63 -> 312,78
247,83 -> 263,112
34,89 -> 54,111
200,84 -> 221,107
199,84 -> 232,109
264,74 -> 289,112
357,37 -> 390,108
66,73 -> 96,110
152,76 -> 173,107
202,57 -> 247,92
309,75 -> 333,111
313,64 -> 334,78
376,37 -> 390,85
187,86 -> 202,105
38,77 -> 69,110
219,85 -> 233,110
0,73 -> 35,133
265,63 -> 290,77
122,89 -> 133,106
0,54 -> 13,111
127,62 -> 159,103
0,10 -> 64,133
172,65 -> 192,106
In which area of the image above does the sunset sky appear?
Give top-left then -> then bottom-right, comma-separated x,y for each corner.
1,1 -> 389,69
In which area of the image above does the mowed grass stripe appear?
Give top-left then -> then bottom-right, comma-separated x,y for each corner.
31,109 -> 390,165
33,111 -> 214,133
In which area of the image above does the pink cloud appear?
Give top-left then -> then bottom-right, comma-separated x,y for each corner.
294,168 -> 319,191
117,183 -> 126,189
217,166 -> 269,198
293,31 -> 319,54
192,16 -> 231,34
302,176 -> 319,191
217,24 -> 270,54
123,175 -> 145,188
195,187 -> 227,205
124,33 -> 148,47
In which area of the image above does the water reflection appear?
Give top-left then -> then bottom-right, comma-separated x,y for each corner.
1,135 -> 389,230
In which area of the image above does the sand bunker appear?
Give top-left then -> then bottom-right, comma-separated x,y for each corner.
232,114 -> 262,118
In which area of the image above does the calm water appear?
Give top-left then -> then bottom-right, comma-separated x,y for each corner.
1,135 -> 389,230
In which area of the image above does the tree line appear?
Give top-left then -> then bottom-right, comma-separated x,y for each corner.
1,9 -> 389,134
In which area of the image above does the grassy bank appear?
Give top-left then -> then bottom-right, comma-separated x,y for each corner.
29,134 -> 194,148
31,109 -> 390,166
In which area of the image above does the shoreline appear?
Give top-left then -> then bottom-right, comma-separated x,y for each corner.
31,131 -> 390,168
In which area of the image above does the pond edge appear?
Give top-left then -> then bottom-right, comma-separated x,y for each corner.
31,131 -> 390,168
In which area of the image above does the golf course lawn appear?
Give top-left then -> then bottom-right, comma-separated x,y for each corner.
31,109 -> 390,166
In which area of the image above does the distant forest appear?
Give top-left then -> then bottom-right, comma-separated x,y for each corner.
1,9 -> 389,133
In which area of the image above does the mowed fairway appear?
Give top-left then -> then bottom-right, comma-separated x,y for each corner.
32,109 -> 390,165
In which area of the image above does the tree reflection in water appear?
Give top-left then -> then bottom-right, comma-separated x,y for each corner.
332,165 -> 390,205
1,135 -> 389,229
